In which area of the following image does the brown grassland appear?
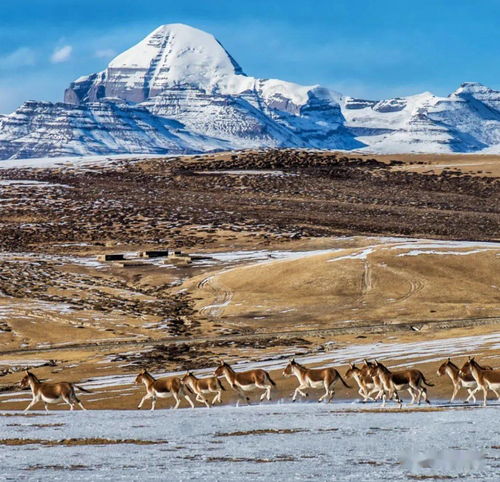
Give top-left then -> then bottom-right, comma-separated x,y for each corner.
0,149 -> 499,409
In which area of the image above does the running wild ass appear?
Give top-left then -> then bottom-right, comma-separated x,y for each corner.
19,370 -> 91,412
135,369 -> 194,410
436,358 -> 492,403
459,357 -> 500,407
368,360 -> 434,406
345,362 -> 378,402
214,361 -> 275,405
283,359 -> 351,402
181,372 -> 225,407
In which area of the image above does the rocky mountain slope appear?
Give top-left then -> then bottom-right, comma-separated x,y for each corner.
343,83 -> 500,153
0,23 -> 498,160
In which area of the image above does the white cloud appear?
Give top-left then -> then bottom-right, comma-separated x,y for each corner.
0,47 -> 36,70
95,48 -> 116,59
50,45 -> 72,63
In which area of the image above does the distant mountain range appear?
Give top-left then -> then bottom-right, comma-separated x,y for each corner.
1,23 -> 499,160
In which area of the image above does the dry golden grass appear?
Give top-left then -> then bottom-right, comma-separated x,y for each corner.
353,152 -> 500,177
1,237 -> 499,411
187,239 -> 500,332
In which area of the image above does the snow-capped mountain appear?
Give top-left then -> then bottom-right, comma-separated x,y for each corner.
63,24 -> 358,152
0,23 -> 499,160
0,98 -> 232,159
343,83 -> 500,153
64,24 -> 246,104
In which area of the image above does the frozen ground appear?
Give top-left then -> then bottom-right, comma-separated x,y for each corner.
0,153 -> 162,170
0,403 -> 498,481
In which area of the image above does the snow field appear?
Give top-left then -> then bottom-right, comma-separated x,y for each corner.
0,402 -> 498,480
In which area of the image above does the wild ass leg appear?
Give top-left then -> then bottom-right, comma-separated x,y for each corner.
212,391 -> 222,404
420,387 -> 430,404
417,387 -> 426,405
409,382 -> 422,404
62,395 -> 75,410
266,385 -> 272,401
293,385 -> 308,401
450,383 -> 459,403
184,393 -> 195,408
24,396 -> 39,412
172,393 -> 181,409
327,385 -> 336,403
365,387 -> 378,401
234,387 -> 250,406
380,381 -> 392,406
466,387 -> 478,403
258,386 -> 266,401
393,390 -> 403,407
319,381 -> 330,402
361,386 -> 376,402
73,394 -> 86,411
138,393 -> 152,409
197,394 -> 210,408
257,384 -> 272,401
360,389 -> 372,402
358,387 -> 367,401
385,388 -> 402,407
490,387 -> 500,400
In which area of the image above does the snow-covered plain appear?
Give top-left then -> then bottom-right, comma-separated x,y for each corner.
0,403 -> 498,481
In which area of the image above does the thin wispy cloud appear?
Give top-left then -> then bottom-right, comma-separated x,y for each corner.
0,47 -> 36,70
50,45 -> 73,63
95,48 -> 117,59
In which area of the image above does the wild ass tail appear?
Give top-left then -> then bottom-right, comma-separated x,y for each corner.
421,374 -> 434,387
182,383 -> 194,394
338,372 -> 352,389
75,385 -> 92,393
266,372 -> 276,386
217,379 -> 226,391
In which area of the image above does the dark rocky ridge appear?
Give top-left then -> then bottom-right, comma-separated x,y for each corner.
0,150 -> 498,255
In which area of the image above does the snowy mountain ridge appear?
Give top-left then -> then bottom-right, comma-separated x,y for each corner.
1,23 -> 499,160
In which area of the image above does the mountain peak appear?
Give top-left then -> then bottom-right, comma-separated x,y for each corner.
65,23 -> 245,104
453,82 -> 491,96
25,23 -> 496,159
108,23 -> 244,76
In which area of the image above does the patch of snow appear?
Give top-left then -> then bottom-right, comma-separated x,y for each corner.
397,249 -> 489,257
0,153 -> 163,170
0,404 -> 497,480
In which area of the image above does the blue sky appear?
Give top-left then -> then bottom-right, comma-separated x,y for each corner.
0,0 -> 498,113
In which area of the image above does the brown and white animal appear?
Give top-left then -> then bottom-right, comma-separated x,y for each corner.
345,362 -> 378,402
19,370 -> 90,412
135,369 -> 194,410
459,357 -> 500,407
214,361 -> 275,405
283,359 -> 351,402
181,372 -> 225,407
368,360 -> 434,406
436,358 -> 484,403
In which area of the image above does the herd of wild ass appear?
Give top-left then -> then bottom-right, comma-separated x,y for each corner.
17,357 -> 500,412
